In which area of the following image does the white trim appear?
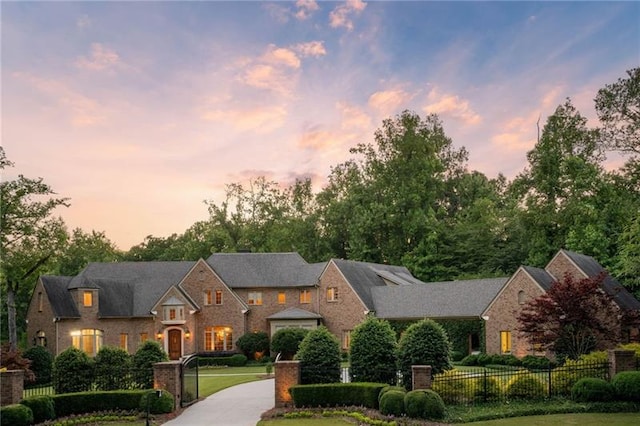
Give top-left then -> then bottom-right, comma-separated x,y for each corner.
481,266 -> 546,317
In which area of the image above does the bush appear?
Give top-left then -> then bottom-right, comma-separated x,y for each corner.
476,353 -> 492,366
236,331 -> 270,360
506,373 -> 545,399
521,355 -> 551,370
132,341 -> 168,389
460,354 -> 479,366
379,390 -> 405,417
612,371 -> 640,402
551,354 -> 608,395
198,354 -> 247,367
0,404 -> 33,426
474,376 -> 502,402
297,326 -> 341,384
450,350 -> 464,362
405,390 -> 445,419
53,347 -> 94,394
23,346 -> 53,385
422,389 -> 445,420
270,328 -> 309,360
571,377 -> 614,402
349,317 -> 397,385
228,354 -> 248,366
140,389 -> 175,414
20,395 -> 55,423
95,346 -> 132,390
52,390 -> 146,417
396,319 -> 452,390
378,385 -> 406,404
432,370 -> 478,404
290,383 -> 385,408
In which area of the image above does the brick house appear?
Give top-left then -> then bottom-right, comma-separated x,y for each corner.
26,249 -> 640,359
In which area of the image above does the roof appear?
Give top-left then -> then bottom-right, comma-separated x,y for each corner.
331,259 -> 424,311
522,266 -> 555,291
206,252 -> 325,288
41,276 -> 79,318
559,250 -> 640,311
267,307 -> 322,320
372,277 -> 508,319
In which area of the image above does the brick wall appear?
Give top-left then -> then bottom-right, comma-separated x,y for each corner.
274,361 -> 300,407
0,370 -> 24,406
153,361 -> 181,410
545,251 -> 585,281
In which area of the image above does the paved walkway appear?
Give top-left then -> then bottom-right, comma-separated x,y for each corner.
162,378 -> 275,426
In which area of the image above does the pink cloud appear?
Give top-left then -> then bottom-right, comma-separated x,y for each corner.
423,88 -> 481,125
294,41 -> 327,57
75,43 -> 122,71
263,45 -> 301,68
329,0 -> 367,31
200,104 -> 287,133
295,0 -> 320,20
337,101 -> 371,130
368,88 -> 413,116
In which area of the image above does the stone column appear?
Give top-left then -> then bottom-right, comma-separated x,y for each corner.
608,349 -> 636,379
153,361 -> 181,410
274,361 -> 300,407
411,365 -> 432,390
1,370 -> 25,406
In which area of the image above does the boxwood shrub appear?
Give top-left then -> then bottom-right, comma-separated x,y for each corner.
290,382 -> 386,408
20,395 -> 55,423
378,385 -> 406,405
571,377 -> 614,402
139,389 -> 175,414
612,371 -> 640,402
379,390 -> 405,417
404,390 -> 445,420
432,370 -> 478,404
506,373 -> 545,400
52,390 -> 147,417
0,404 -> 33,426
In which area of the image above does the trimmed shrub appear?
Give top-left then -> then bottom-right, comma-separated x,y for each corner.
270,328 -> 309,360
396,319 -> 452,390
236,331 -> 270,360
450,350 -> 464,362
379,390 -> 405,417
460,354 -> 479,366
0,404 -> 33,426
432,370 -> 478,404
228,354 -> 248,366
422,389 -> 445,420
506,373 -> 545,400
95,346 -> 132,390
551,353 -> 608,395
349,317 -> 397,385
404,390 -> 428,418
52,390 -> 146,417
521,355 -> 551,370
290,382 -> 385,408
474,376 -> 502,402
132,340 -> 168,389
378,385 -> 406,404
476,354 -> 492,366
297,326 -> 341,384
52,347 -> 94,394
23,346 -> 53,385
612,371 -> 640,402
198,354 -> 247,367
140,389 -> 175,414
20,395 -> 55,424
571,377 -> 614,402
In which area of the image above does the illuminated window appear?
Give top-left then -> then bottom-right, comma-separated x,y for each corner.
327,287 -> 339,302
248,292 -> 262,305
140,332 -> 148,342
500,331 -> 512,354
299,290 -> 311,304
204,289 -> 212,305
215,290 -> 223,305
71,329 -> 103,356
120,333 -> 128,351
277,292 -> 286,304
342,330 -> 352,350
83,291 -> 93,307
205,326 -> 233,351
163,305 -> 184,322
38,292 -> 43,312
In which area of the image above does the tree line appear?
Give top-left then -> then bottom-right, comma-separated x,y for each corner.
2,68 -> 639,350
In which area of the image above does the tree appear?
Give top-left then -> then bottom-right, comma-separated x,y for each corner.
52,347 -> 94,393
236,331 -> 270,360
94,346 -> 132,390
617,216 -> 640,297
595,67 -> 640,155
54,228 -> 120,276
1,148 -> 69,350
349,317 -> 397,384
132,340 -> 168,389
270,327 -> 308,360
396,319 -> 452,390
517,272 -> 622,360
297,326 -> 341,384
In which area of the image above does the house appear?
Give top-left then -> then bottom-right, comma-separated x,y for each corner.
26,249 -> 640,360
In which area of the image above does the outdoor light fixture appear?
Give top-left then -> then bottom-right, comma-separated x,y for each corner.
185,328 -> 191,339
156,330 -> 163,339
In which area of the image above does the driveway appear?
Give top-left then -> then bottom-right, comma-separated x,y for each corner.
162,378 -> 274,426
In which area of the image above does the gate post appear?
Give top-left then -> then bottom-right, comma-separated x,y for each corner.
411,365 -> 432,390
274,361 -> 300,407
608,350 -> 636,379
153,361 -> 181,410
0,370 -> 24,406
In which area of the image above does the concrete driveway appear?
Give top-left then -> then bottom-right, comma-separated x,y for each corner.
162,378 -> 274,426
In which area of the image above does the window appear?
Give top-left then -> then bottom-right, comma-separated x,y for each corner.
205,326 -> 233,351
278,292 -> 286,304
215,290 -> 223,305
342,330 -> 352,350
299,290 -> 311,304
163,306 -> 184,322
38,292 -> 43,312
248,292 -> 262,305
327,287 -> 339,302
500,331 -> 512,354
204,289 -> 212,305
71,329 -> 103,356
140,332 -> 148,342
35,330 -> 46,347
120,333 -> 128,351
518,290 -> 525,305
83,291 -> 93,307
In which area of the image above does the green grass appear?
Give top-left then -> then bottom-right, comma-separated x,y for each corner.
198,365 -> 271,397
258,419 -> 354,425
466,413 -> 640,425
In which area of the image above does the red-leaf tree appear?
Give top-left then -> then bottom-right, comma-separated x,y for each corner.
517,272 -> 621,360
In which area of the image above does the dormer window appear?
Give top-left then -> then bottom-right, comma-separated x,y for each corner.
83,291 -> 93,307
161,296 -> 186,324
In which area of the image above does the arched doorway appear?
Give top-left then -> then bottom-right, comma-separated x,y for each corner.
168,329 -> 182,360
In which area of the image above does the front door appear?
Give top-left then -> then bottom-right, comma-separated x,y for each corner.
168,329 -> 182,360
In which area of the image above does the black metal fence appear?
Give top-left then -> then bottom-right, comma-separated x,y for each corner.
181,355 -> 199,407
432,362 -> 610,405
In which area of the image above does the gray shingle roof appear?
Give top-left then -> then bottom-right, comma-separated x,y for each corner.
41,276 -> 79,318
372,277 -> 508,319
560,250 -> 640,311
522,266 -> 555,291
206,252 -> 325,288
266,307 -> 322,320
330,259 -> 419,310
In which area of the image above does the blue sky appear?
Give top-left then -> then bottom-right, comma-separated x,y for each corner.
2,1 -> 638,250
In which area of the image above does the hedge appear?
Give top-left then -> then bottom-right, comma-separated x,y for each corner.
290,382 -> 386,408
20,395 -> 55,424
0,404 -> 33,426
52,390 -> 148,417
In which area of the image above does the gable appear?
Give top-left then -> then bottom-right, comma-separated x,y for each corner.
40,276 -> 79,318
178,258 -> 248,311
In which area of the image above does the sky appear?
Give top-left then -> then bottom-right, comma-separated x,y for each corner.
2,1 -> 639,251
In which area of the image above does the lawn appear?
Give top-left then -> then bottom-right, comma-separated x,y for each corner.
466,413 -> 640,425
198,364 -> 272,397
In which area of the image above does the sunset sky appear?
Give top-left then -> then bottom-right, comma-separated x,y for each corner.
2,1 -> 638,250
